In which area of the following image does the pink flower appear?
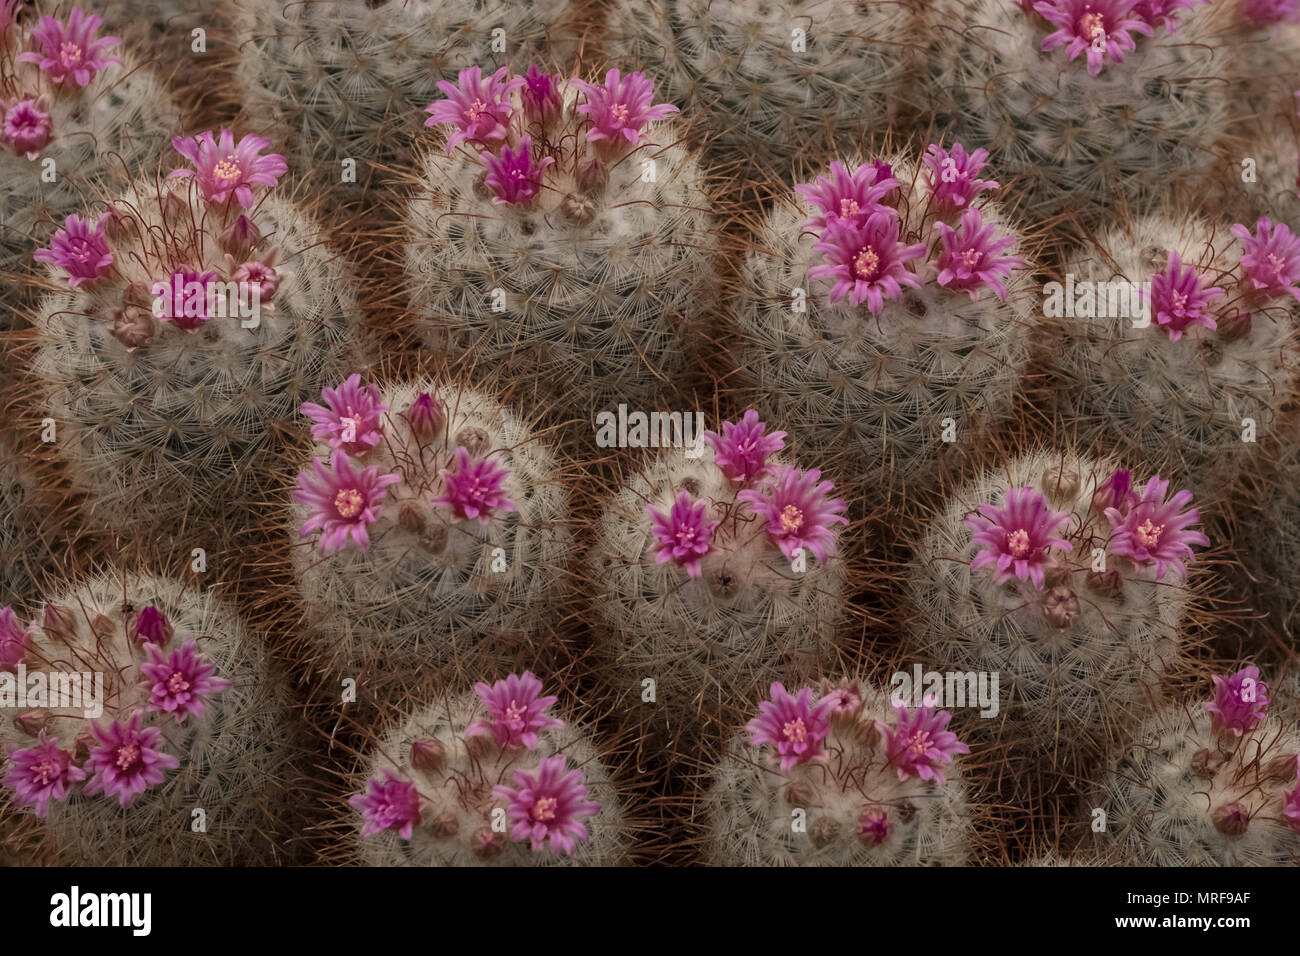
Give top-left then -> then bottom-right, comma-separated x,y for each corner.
808,211 -> 926,313
876,704 -> 969,785
1149,251 -> 1224,341
168,130 -> 287,208
1203,665 -> 1270,737
2,733 -> 86,818
432,446 -> 516,524
821,685 -> 863,721
1131,0 -> 1207,32
3,97 -> 53,159
521,64 -> 562,124
350,771 -> 422,839
132,606 -> 173,645
645,490 -> 719,578
294,451 -> 400,554
921,142 -> 1000,213
934,206 -> 1026,301
140,639 -> 232,723
33,213 -> 114,287
858,809 -> 892,845
493,755 -> 601,855
795,161 -> 900,232
154,268 -> 220,331
466,671 -> 564,750
571,69 -> 678,147
738,465 -> 848,564
403,391 -> 443,439
965,486 -> 1073,590
1104,475 -> 1208,580
481,135 -> 554,208
1092,468 -> 1139,514
0,606 -> 33,672
17,8 -> 120,86
423,66 -> 523,152
1230,218 -> 1300,303
703,410 -> 786,483
746,683 -> 833,772
1034,0 -> 1153,75
82,711 -> 180,807
300,374 -> 388,457
1241,0 -> 1300,26
232,259 -> 280,301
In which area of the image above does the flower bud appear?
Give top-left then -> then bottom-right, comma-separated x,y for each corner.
409,738 -> 445,773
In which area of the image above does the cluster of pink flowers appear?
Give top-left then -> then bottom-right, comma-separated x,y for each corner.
1,605 -> 230,816
295,378 -> 517,555
423,64 -> 677,207
798,143 -> 1024,315
351,672 -> 601,856
645,410 -> 846,577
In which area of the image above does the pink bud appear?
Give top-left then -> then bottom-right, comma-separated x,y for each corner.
132,606 -> 172,645
409,738 -> 445,773
41,604 -> 77,642
404,392 -> 444,440
110,306 -> 156,350
1212,801 -> 1250,836
471,826 -> 506,859
219,215 -> 263,258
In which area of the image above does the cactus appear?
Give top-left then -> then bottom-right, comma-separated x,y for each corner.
31,142 -> 357,527
907,449 -> 1210,748
733,151 -> 1034,489
590,414 -> 848,728
928,0 -> 1229,219
346,672 -> 630,866
702,678 -> 973,865
233,0 -> 569,185
604,0 -> 926,178
0,442 -> 39,610
404,66 -> 716,415
290,377 -> 571,700
1048,212 -> 1298,490
1096,666 -> 1300,865
0,571 -> 293,865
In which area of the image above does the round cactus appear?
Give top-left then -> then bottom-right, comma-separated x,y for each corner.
0,572 -> 294,865
404,66 -> 716,415
605,0 -> 926,177
702,678 -> 973,865
590,413 -> 848,728
1047,212 -> 1298,490
928,0 -> 1229,219
289,377 -> 571,700
907,449 -> 1210,746
345,672 -> 631,866
1096,666 -> 1300,865
0,442 -> 40,610
733,151 -> 1035,488
31,140 -> 357,527
233,0 -> 569,184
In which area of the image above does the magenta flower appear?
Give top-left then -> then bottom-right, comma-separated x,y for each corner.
1230,218 -> 1300,303
738,465 -> 848,564
1104,475 -> 1208,580
1241,0 -> 1300,26
466,671 -> 564,750
809,211 -> 926,313
821,685 -> 863,721
132,606 -> 173,645
301,374 -> 388,457
350,771 -> 422,840
965,486 -> 1073,590
232,259 -> 280,301
876,704 -> 970,785
521,64 -> 562,124
493,755 -> 601,855
140,639 -> 232,723
34,213 -> 114,287
481,135 -> 554,208
82,711 -> 180,807
294,452 -> 400,554
1034,0 -> 1153,75
1203,665 -> 1270,737
2,733 -> 86,818
0,606 -> 32,672
746,682 -> 833,772
432,446 -> 515,524
921,142 -> 1000,213
645,490 -> 719,578
154,268 -> 220,331
3,97 -> 53,159
571,69 -> 678,147
703,410 -> 786,483
17,9 -> 120,86
423,66 -> 523,152
403,391 -> 443,439
859,809 -> 892,845
1148,251 -> 1224,341
795,161 -> 900,232
1092,468 -> 1139,514
934,207 -> 1026,301
168,130 -> 287,208
1131,0 -> 1207,32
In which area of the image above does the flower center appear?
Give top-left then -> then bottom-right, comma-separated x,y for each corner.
611,103 -> 630,126
334,488 -> 365,519
166,672 -> 191,696
1077,9 -> 1105,41
340,413 -> 362,444
58,41 -> 84,68
68,238 -> 95,263
213,156 -> 242,182
675,525 -> 697,546
533,796 -> 558,822
782,718 -> 807,745
907,730 -> 932,757
839,198 -> 860,219
779,504 -> 804,535
1007,528 -> 1031,558
1168,289 -> 1188,316
466,99 -> 489,124
1266,253 -> 1286,277
115,743 -> 141,772
853,245 -> 881,281
32,759 -> 59,787
959,247 -> 982,269
504,700 -> 525,729
1136,518 -> 1164,549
